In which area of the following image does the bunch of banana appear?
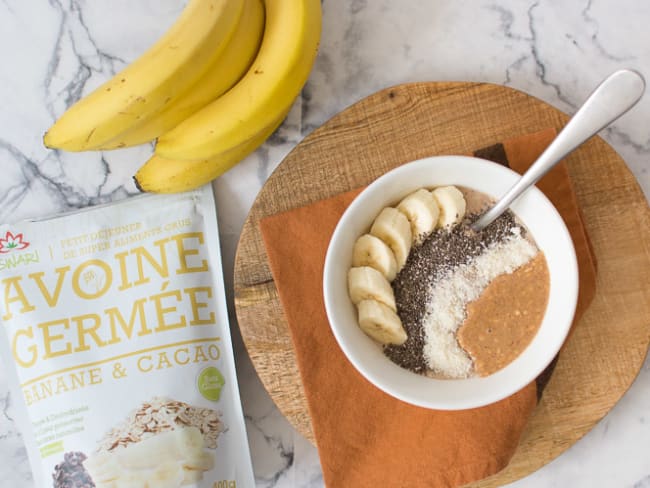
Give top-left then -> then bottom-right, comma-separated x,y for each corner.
347,186 -> 467,345
43,0 -> 249,150
43,0 -> 322,194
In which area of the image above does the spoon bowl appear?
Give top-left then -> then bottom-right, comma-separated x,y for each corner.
323,155 -> 578,409
471,69 -> 645,232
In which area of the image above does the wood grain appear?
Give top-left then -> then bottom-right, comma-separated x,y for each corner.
233,82 -> 650,486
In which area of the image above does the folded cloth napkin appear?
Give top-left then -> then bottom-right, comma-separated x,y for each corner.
260,128 -> 597,488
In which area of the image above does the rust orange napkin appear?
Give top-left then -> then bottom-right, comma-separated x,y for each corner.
260,128 -> 597,487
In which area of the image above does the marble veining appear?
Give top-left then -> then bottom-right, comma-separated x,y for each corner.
1,0 -> 649,487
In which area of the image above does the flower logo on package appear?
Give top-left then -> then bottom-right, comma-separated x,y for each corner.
0,231 -> 29,254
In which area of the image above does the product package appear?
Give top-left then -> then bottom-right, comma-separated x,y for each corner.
0,186 -> 255,488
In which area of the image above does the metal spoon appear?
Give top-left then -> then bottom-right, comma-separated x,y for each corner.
470,69 -> 645,232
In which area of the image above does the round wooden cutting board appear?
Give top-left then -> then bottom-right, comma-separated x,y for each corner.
233,81 -> 650,486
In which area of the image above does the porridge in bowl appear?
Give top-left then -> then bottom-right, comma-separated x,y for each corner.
348,185 -> 550,379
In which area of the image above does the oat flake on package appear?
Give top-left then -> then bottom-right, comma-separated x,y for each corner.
0,186 -> 255,488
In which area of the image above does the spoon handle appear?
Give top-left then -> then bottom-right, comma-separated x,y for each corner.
471,69 -> 645,232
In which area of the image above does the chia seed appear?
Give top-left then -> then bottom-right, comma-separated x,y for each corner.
384,210 -> 523,372
52,451 -> 95,488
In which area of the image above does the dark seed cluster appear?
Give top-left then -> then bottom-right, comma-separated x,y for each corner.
384,211 -> 522,373
52,451 -> 95,488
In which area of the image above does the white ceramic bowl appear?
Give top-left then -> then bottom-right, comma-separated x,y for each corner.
323,155 -> 578,410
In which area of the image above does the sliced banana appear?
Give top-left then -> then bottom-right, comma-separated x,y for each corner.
148,462 -> 185,488
432,186 -> 466,228
95,482 -> 117,488
357,299 -> 407,345
83,452 -> 120,483
182,467 -> 205,484
115,427 -> 204,469
370,207 -> 412,270
397,188 -> 440,244
183,451 -> 215,471
85,428 -> 210,488
352,234 -> 398,282
348,266 -> 397,311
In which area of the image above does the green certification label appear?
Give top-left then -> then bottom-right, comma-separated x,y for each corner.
197,366 -> 225,401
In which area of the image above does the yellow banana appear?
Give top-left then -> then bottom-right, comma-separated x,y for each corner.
155,0 -> 322,161
134,108 -> 291,194
43,0 -> 244,151
98,0 -> 265,150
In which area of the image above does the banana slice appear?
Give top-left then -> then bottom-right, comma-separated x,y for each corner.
147,462 -> 185,488
348,266 -> 397,311
432,186 -> 466,228
370,207 -> 412,270
397,189 -> 440,244
357,299 -> 407,345
182,467 -> 205,484
113,427 -> 204,470
83,452 -> 120,483
183,451 -> 215,471
95,482 -> 117,488
352,234 -> 398,282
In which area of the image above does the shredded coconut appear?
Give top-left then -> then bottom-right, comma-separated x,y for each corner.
422,234 -> 537,378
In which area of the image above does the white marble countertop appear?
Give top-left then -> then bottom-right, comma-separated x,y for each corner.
1,0 -> 649,487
